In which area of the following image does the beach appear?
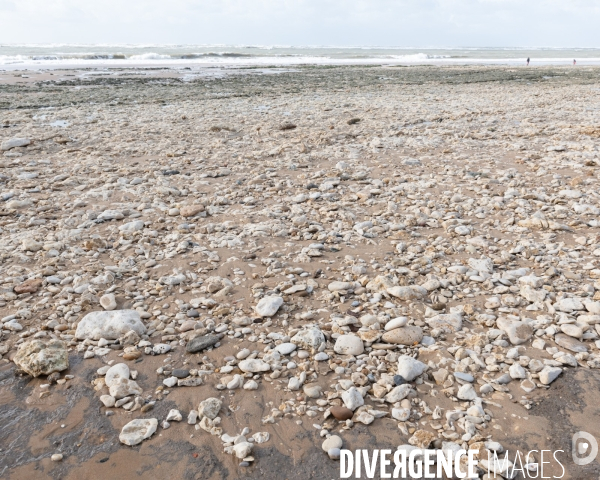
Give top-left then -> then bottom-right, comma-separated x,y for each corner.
1,63 -> 600,479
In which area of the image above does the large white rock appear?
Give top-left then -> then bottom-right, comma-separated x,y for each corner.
13,339 -> 69,377
334,335 -> 364,355
426,313 -> 463,332
382,326 -> 423,345
457,383 -> 478,401
518,275 -> 544,288
75,310 -> 146,340
387,285 -> 428,301
509,363 -> 527,379
109,377 -> 143,399
1,137 -> 30,151
98,209 -> 124,220
328,281 -> 356,292
119,419 -> 158,446
384,384 -> 412,403
291,327 -> 325,353
496,318 -> 533,345
198,397 -> 222,419
397,355 -> 427,381
520,285 -> 547,303
468,257 -> 494,274
554,297 -> 584,313
255,296 -> 284,317
342,386 -> 364,411
275,342 -> 297,355
539,366 -> 562,385
105,363 -> 130,387
584,301 -> 600,314
233,442 -> 253,459
238,358 -> 271,373
119,220 -> 145,233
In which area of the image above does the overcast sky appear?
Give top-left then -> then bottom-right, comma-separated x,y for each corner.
0,0 -> 598,47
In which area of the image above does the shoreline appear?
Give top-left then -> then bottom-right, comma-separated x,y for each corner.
1,58 -> 599,71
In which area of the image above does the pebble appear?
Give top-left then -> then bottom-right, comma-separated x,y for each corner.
397,356 -> 427,381
330,406 -> 353,421
539,366 -> 562,385
119,419 -> 158,446
75,310 -> 146,341
333,335 -> 364,355
99,293 -> 117,311
255,296 -> 284,317
384,317 -> 408,331
381,326 -> 423,345
321,435 -> 343,452
13,340 -> 69,377
166,409 -> 183,422
341,387 -> 364,411
186,335 -> 220,353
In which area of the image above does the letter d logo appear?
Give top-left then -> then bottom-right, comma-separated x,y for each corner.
572,431 -> 598,466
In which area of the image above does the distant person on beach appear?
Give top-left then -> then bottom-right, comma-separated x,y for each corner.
573,59 -> 576,65
526,57 -> 530,66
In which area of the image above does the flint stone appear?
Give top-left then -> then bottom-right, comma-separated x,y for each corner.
238,359 -> 271,373
13,339 -> 69,377
342,386 -> 364,411
330,406 -> 353,420
275,342 -> 297,355
119,220 -> 144,233
560,324 -> 583,339
303,383 -> 322,398
334,335 -> 364,355
100,395 -> 116,407
291,327 -> 325,353
105,363 -> 130,387
468,257 -> 494,274
509,363 -> 527,379
382,326 -> 423,345
255,296 -> 284,317
457,383 -> 478,401
328,281 -> 356,292
180,205 -> 205,217
387,285 -> 427,301
554,333 -> 588,353
1,137 -> 30,151
198,398 -> 222,419
384,384 -> 412,403
384,317 -> 408,330
186,334 -> 220,353
496,318 -> 533,345
233,442 -> 253,459
99,293 -> 117,311
539,366 -> 562,385
397,356 -> 427,381
119,419 -> 158,446
75,310 -> 146,341
408,430 -> 436,449
14,278 -> 43,294
322,435 -> 343,452
109,378 -> 143,399
555,297 -> 584,313
426,313 -> 463,332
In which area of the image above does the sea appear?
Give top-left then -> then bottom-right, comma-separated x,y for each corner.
1,45 -> 599,69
